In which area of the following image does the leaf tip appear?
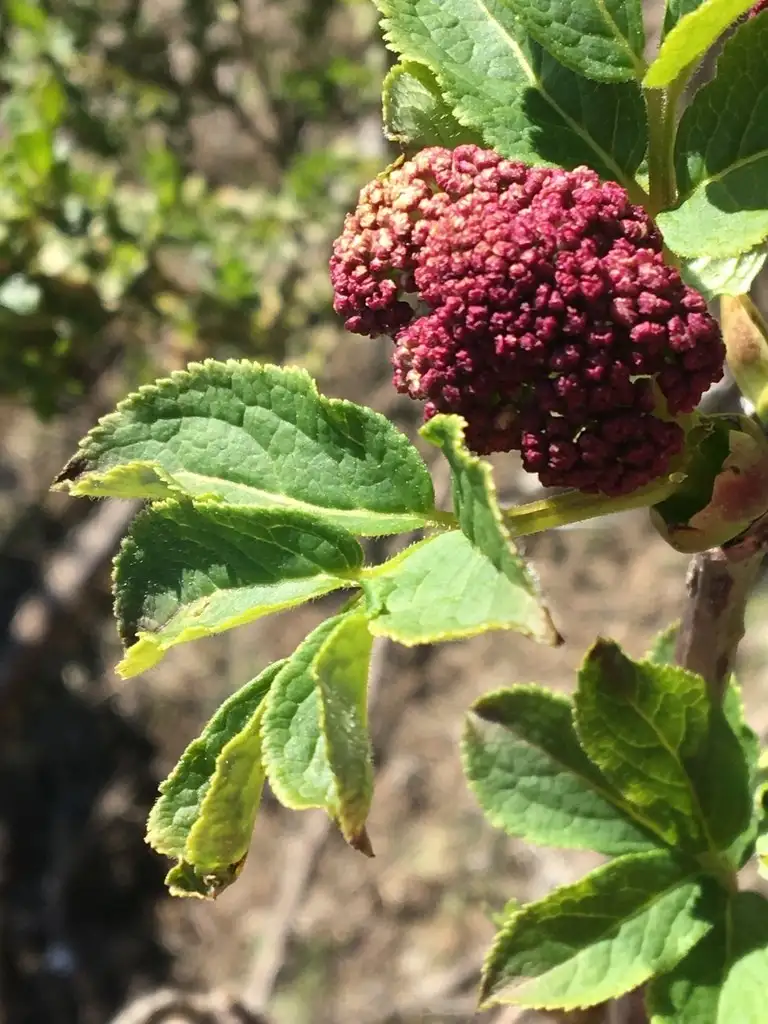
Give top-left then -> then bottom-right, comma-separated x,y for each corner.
550,622 -> 565,647
116,635 -> 162,678
165,855 -> 247,899
52,453 -> 89,489
348,825 -> 375,858
585,636 -> 631,682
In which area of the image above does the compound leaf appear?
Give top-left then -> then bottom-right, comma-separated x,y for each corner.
375,0 -> 647,188
113,500 -> 362,677
362,531 -> 559,646
575,640 -> 711,849
147,660 -> 282,898
645,0 -> 755,87
421,415 -> 559,645
382,62 -> 484,148
462,686 -> 657,854
261,612 -> 375,849
657,15 -> 768,257
503,0 -> 646,83
54,359 -> 436,536
481,851 -> 713,1009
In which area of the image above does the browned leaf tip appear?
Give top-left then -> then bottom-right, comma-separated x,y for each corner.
53,453 -> 89,486
348,826 -> 375,859
589,637 -> 634,691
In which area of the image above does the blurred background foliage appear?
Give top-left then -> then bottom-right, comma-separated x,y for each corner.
0,0 -> 386,416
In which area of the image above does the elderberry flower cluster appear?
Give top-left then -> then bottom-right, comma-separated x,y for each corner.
330,146 -> 725,496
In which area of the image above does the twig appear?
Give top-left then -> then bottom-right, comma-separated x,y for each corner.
362,949 -> 486,1023
109,987 -> 267,1024
674,546 -> 763,702
237,810 -> 332,1015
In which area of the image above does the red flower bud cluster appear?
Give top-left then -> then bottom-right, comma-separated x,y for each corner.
330,146 -> 725,496
750,1 -> 768,15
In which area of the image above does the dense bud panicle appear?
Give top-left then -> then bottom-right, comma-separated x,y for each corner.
330,146 -> 725,496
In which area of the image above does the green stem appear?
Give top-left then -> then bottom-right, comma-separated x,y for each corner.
644,88 -> 678,216
502,474 -> 679,538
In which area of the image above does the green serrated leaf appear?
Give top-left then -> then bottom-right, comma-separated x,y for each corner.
54,359 -> 437,536
657,15 -> 768,258
646,625 -> 759,784
363,531 -> 558,646
662,0 -> 708,36
648,891 -> 768,1023
421,415 -> 559,645
644,624 -> 758,862
261,612 -> 374,847
481,851 -> 713,1009
113,500 -> 362,678
313,612 -> 374,851
462,686 -> 657,854
680,248 -> 768,300
646,887 -> 728,1023
503,0 -> 646,83
646,621 -> 681,665
147,660 -> 282,899
261,617 -> 339,811
382,62 -> 484,148
645,0 -> 755,87
575,639 -> 711,849
722,683 -> 760,787
685,701 -> 753,859
375,0 -> 647,189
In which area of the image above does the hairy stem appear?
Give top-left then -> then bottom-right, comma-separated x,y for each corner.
502,474 -> 679,537
644,70 -> 689,218
644,89 -> 677,216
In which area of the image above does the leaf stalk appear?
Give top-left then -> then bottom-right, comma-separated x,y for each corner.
502,474 -> 680,538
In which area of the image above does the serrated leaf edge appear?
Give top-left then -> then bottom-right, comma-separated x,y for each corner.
375,0 -> 644,194
461,684 -> 664,849
480,852 -> 705,1010
421,414 -> 561,646
53,357 -> 437,525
